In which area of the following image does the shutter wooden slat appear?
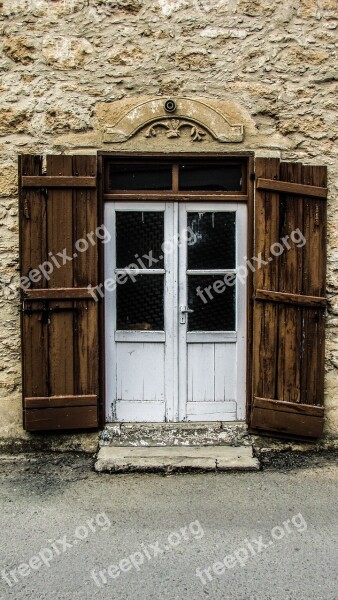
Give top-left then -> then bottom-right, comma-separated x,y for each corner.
277,162 -> 303,404
47,156 -> 74,398
25,396 -> 97,408
47,155 -> 74,288
255,289 -> 326,307
22,176 -> 96,188
20,154 -> 99,431
85,158 -> 99,397
22,310 -> 49,399
24,288 -> 95,300
252,157 -> 280,401
301,165 -> 327,406
72,155 -> 99,399
24,407 -> 98,432
251,398 -> 324,438
21,156 -> 48,290
20,156 -> 49,402
250,159 -> 327,439
256,177 -> 327,198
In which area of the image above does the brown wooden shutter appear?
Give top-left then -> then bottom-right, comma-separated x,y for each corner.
250,158 -> 327,439
19,155 -> 100,431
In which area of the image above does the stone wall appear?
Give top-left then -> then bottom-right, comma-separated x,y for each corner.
0,0 -> 337,446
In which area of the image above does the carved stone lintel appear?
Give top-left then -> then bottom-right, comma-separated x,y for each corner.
145,119 -> 207,142
103,97 -> 244,143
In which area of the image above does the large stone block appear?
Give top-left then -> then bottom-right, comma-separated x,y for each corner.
96,0 -> 142,12
2,35 -> 37,65
0,107 -> 31,134
0,166 -> 17,197
42,35 -> 93,68
43,108 -> 90,133
238,0 -> 275,16
1,0 -> 86,17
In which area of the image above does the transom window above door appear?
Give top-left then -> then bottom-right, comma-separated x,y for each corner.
104,159 -> 248,196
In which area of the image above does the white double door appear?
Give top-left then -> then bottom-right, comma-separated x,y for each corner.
105,201 -> 247,422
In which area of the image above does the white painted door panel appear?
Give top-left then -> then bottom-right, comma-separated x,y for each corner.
116,342 -> 165,401
105,202 -> 175,423
187,343 -> 237,403
178,202 -> 246,422
186,401 -> 237,422
115,400 -> 165,423
187,344 -> 215,402
214,344 -> 237,402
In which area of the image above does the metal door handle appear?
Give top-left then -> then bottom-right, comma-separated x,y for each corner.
180,306 -> 194,324
180,306 -> 194,314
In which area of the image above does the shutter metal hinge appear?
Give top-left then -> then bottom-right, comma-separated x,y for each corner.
315,203 -> 320,226
22,302 -> 79,325
23,195 -> 30,220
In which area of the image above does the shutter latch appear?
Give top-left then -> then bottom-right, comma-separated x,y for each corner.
22,302 -> 78,324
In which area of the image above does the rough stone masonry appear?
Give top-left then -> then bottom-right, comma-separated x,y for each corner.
0,0 -> 337,448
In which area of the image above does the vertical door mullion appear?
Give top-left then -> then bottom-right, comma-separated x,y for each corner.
172,202 -> 179,421
164,201 -> 176,422
178,203 -> 188,421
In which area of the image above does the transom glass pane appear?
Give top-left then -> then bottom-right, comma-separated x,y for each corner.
116,211 -> 164,269
187,212 -> 236,270
188,276 -> 235,331
109,163 -> 172,190
179,164 -> 242,191
117,275 -> 164,331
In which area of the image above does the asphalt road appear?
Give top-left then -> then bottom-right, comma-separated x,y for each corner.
0,453 -> 337,600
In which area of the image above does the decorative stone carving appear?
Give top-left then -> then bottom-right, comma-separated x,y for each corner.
103,97 -> 244,143
145,119 -> 207,142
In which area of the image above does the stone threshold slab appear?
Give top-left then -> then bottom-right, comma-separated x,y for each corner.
95,446 -> 260,473
99,422 -> 251,447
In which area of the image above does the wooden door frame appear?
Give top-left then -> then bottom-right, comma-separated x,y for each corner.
97,151 -> 255,427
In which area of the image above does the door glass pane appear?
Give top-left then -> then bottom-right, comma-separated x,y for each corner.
109,163 -> 172,190
117,275 -> 164,331
188,276 -> 235,331
179,164 -> 242,191
116,211 -> 164,269
187,212 -> 236,270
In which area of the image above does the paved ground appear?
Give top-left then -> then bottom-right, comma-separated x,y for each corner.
0,453 -> 337,600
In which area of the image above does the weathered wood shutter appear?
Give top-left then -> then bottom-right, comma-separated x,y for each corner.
250,158 -> 327,439
19,155 -> 100,431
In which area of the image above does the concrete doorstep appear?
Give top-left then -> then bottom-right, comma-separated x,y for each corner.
94,445 -> 260,473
